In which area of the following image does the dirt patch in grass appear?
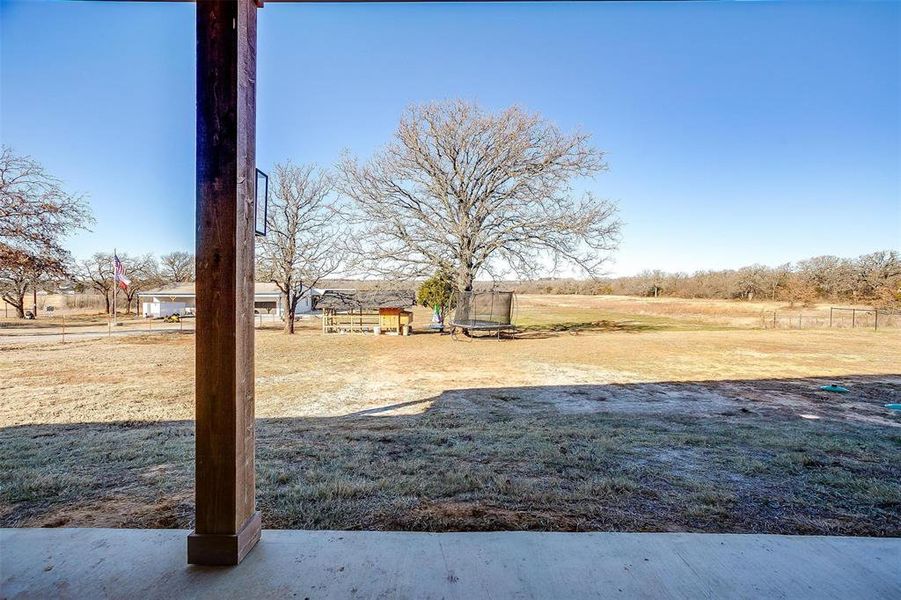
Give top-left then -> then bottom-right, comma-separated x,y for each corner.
2,378 -> 899,535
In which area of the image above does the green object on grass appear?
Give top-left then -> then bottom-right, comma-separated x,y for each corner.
820,385 -> 849,393
885,404 -> 901,411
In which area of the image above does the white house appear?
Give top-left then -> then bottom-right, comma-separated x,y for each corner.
138,283 -> 345,319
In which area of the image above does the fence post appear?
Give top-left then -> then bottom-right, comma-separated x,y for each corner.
798,313 -> 802,329
61,315 -> 65,344
108,317 -> 111,338
852,309 -> 856,328
773,311 -> 777,329
829,307 -> 833,328
875,309 -> 878,331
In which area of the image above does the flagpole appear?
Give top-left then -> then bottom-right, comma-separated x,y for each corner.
112,249 -> 117,326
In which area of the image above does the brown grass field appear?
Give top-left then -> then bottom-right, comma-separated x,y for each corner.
1,294 -> 899,535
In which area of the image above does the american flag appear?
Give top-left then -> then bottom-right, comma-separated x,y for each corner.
114,254 -> 130,290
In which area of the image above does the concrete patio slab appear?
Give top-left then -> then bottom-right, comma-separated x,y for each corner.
1,528 -> 898,599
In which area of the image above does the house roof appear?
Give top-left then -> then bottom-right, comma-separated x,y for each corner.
138,282 -> 284,297
316,290 -> 416,311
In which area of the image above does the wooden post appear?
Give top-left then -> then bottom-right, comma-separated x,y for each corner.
188,0 -> 261,566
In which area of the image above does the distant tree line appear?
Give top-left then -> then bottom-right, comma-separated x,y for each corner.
511,251 -> 901,308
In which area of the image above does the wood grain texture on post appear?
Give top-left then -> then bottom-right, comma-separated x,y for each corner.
188,0 -> 260,567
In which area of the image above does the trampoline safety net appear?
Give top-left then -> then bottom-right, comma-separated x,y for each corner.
452,291 -> 515,331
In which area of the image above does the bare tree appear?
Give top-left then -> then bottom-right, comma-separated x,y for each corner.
0,146 -> 93,317
119,254 -> 162,314
256,163 -> 347,334
854,250 -> 900,305
0,248 -> 31,317
797,255 -> 856,301
763,263 -> 793,301
160,251 -> 195,283
0,146 -> 93,254
75,253 -> 115,314
0,246 -> 67,318
734,264 -> 772,300
338,100 -> 621,293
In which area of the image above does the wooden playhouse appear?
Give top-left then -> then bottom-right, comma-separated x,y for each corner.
318,290 -> 415,335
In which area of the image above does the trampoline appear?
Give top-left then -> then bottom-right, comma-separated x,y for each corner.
451,291 -> 516,340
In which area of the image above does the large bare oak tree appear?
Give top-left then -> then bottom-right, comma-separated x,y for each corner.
338,100 -> 621,293
256,163 -> 347,334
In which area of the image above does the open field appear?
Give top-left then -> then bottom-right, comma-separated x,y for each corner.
2,292 -> 896,340
1,295 -> 899,535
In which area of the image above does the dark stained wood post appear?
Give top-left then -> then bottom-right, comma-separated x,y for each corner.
188,0 -> 261,566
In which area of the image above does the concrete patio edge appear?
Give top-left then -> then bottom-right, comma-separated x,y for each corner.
2,528 -> 899,599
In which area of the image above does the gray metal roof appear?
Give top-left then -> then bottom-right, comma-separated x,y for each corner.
316,290 -> 415,311
138,282 -> 282,297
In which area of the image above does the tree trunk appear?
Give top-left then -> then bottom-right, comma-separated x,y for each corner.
457,265 -> 475,294
11,290 -> 26,318
4,284 -> 27,318
103,292 -> 111,314
283,291 -> 295,334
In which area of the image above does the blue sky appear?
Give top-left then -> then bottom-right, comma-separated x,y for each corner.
1,1 -> 898,276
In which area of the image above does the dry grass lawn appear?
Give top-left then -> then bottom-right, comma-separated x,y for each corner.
1,295 -> 899,535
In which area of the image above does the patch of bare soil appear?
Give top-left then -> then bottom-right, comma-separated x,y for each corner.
440,376 -> 901,428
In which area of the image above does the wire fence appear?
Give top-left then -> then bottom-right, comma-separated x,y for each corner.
762,307 -> 901,330
0,315 -> 196,344
0,311 -> 321,344
4,305 -> 897,343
